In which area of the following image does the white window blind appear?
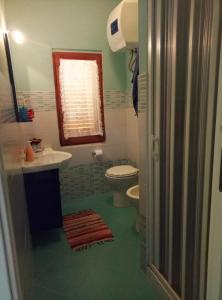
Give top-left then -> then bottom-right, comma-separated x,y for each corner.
59,58 -> 103,139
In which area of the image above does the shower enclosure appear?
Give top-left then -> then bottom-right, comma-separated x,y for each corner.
142,0 -> 222,299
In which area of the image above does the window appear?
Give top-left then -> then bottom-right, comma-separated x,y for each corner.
52,51 -> 106,146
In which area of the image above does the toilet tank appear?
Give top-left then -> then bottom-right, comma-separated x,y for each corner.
107,0 -> 138,52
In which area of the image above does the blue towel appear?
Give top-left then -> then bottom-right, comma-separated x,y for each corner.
131,49 -> 139,116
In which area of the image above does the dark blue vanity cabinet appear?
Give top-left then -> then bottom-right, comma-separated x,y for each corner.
24,169 -> 62,232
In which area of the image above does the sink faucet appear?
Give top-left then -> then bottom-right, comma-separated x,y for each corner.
30,138 -> 43,153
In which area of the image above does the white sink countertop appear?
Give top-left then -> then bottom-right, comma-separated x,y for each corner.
22,148 -> 72,174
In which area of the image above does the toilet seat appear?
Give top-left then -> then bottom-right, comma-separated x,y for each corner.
106,165 -> 139,178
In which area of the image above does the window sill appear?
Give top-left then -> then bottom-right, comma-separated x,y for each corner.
60,134 -> 106,146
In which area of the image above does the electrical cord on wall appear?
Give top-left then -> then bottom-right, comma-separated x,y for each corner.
128,48 -> 137,72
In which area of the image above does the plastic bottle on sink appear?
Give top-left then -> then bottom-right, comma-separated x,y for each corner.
25,141 -> 34,162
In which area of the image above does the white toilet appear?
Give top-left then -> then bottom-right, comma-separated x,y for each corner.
105,165 -> 139,207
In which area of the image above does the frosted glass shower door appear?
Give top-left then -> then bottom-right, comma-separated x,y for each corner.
145,1 -> 222,300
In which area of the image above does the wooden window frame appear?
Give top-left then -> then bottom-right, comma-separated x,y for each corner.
52,51 -> 106,146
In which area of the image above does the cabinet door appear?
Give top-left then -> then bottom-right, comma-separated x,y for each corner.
24,169 -> 62,232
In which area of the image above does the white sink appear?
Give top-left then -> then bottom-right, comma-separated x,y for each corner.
22,148 -> 72,174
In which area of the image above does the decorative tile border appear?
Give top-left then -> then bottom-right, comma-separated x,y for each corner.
138,73 -> 148,113
125,91 -> 133,108
16,90 -> 134,112
104,90 -> 127,109
0,107 -> 16,123
16,91 -> 56,112
0,90 -> 16,123
59,158 -> 130,201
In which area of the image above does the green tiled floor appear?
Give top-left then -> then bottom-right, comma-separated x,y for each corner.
29,193 -> 160,300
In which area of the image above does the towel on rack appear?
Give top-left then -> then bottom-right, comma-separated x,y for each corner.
131,49 -> 139,116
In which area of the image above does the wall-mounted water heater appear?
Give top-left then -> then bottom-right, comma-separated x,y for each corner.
107,0 -> 138,52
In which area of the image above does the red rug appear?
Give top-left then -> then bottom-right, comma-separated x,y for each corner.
63,210 -> 114,251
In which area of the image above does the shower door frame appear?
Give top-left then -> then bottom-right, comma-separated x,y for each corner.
145,0 -> 222,299
146,0 -> 180,298
146,0 -> 178,275
206,39 -> 222,300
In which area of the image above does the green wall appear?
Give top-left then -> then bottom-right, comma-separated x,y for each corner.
125,51 -> 133,92
5,0 -> 127,91
139,0 -> 148,73
125,0 -> 148,92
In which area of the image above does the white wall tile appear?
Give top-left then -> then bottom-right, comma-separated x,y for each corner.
22,106 -> 130,166
126,107 -> 139,166
104,109 -> 127,146
138,112 -> 148,216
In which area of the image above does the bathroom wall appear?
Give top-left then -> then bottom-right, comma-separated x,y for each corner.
125,50 -> 139,167
126,90 -> 139,166
0,0 -> 32,298
6,0 -> 126,92
5,0 -> 128,162
5,0 -> 140,200
137,0 -> 148,269
137,0 -> 148,215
